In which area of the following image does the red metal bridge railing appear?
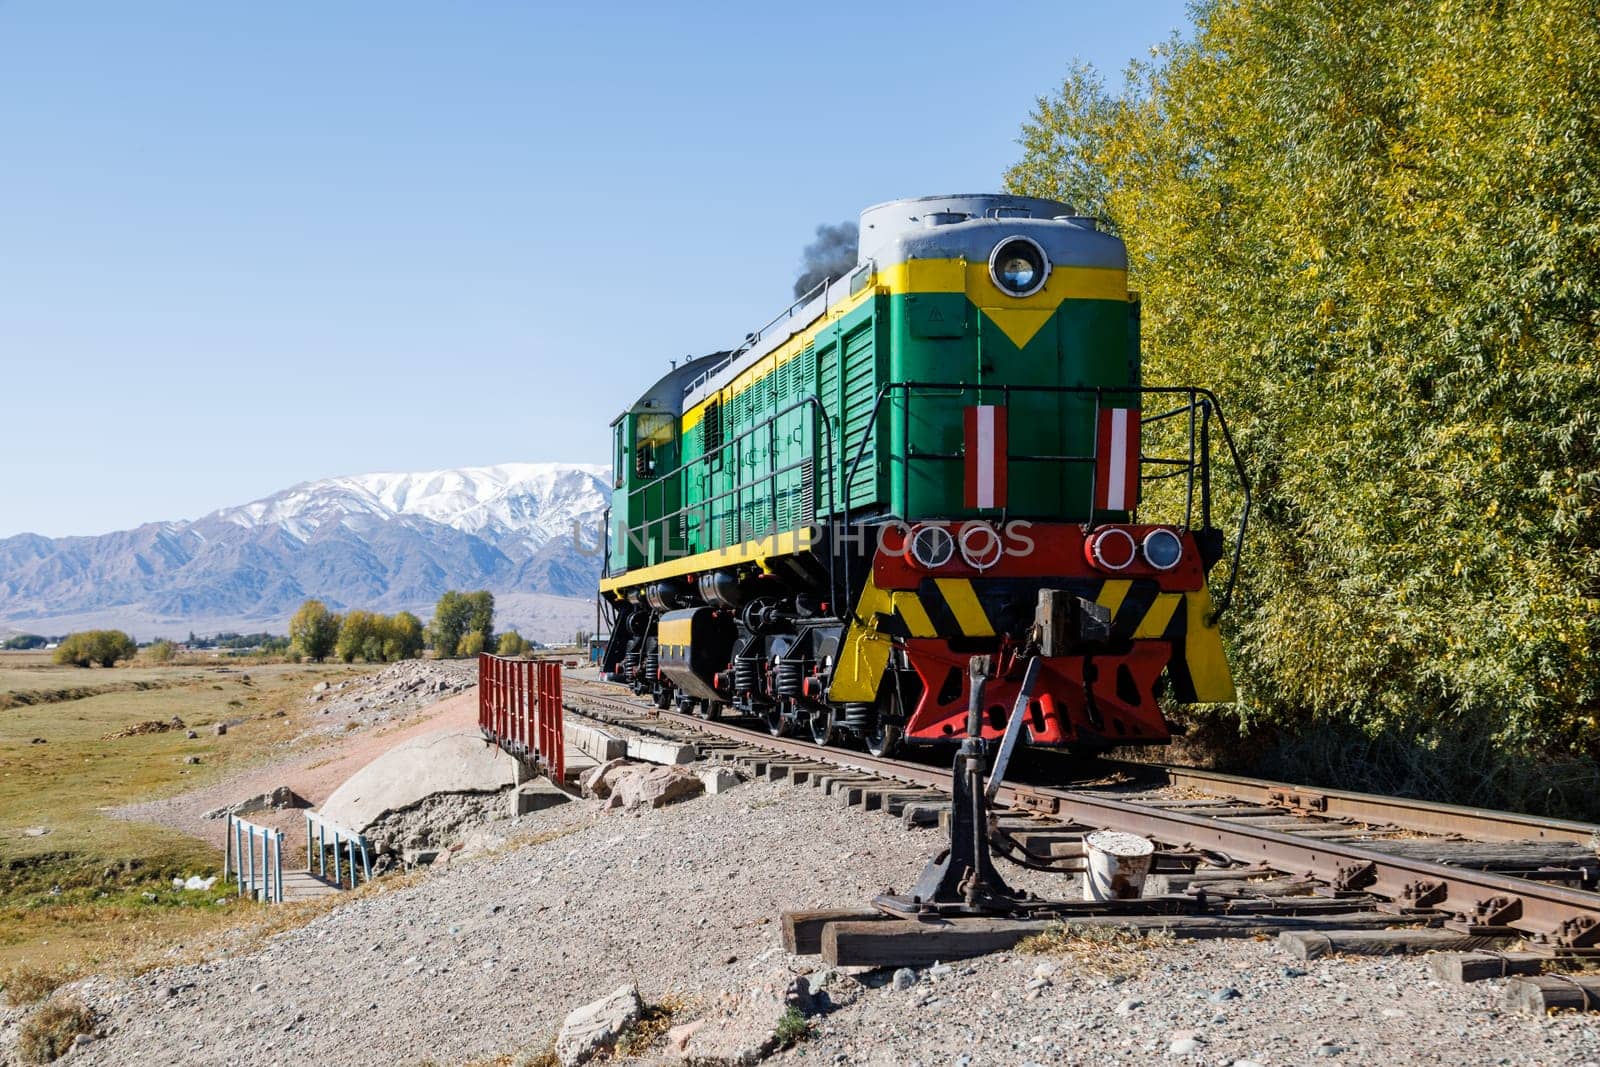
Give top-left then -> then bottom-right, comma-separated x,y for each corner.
477,653 -> 565,783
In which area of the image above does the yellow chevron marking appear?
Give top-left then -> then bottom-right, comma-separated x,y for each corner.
1133,593 -> 1183,639
1095,580 -> 1132,620
1183,586 -> 1237,702
855,574 -> 935,638
980,306 -> 1057,349
934,578 -> 994,637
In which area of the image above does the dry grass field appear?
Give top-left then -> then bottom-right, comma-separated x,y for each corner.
0,650 -> 370,988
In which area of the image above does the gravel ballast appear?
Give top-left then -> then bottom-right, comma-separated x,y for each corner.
19,769 -> 1600,1065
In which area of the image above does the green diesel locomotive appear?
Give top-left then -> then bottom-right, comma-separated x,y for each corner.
600,193 -> 1247,755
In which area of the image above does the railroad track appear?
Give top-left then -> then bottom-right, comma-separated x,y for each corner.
563,675 -> 1600,962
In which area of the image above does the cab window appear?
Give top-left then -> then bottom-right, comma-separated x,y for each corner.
634,412 -> 675,480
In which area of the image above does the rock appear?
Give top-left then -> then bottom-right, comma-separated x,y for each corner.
183,875 -> 218,891
1209,986 -> 1241,1002
667,1019 -> 706,1052
1116,997 -> 1144,1014
312,681 -> 329,693
1169,1037 -> 1203,1056
555,983 -> 641,1067
185,730 -> 198,739
214,722 -> 228,736
1282,966 -> 1307,978
698,767 -> 742,795
1316,1045 -> 1345,1057
22,826 -> 50,837
580,758 -> 632,799
892,968 -> 918,992
604,765 -> 705,812
668,974 -> 796,1065
184,756 -> 202,765
29,737 -> 46,744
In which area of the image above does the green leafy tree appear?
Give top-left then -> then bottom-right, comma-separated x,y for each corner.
430,590 -> 494,658
497,630 -> 529,656
1007,0 -> 1600,763
1,634 -> 47,650
429,591 -> 468,658
385,612 -> 425,661
465,590 -> 495,652
288,600 -> 341,663
336,611 -> 380,664
53,630 -> 137,668
457,630 -> 486,658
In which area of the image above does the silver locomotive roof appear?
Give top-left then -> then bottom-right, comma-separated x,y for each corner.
680,194 -> 1127,409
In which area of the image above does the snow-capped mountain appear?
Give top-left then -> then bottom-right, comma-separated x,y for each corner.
0,463 -> 612,643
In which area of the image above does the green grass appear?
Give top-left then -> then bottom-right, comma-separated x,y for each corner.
0,657 -> 369,972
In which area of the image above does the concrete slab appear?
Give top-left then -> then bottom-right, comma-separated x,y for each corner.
626,737 -> 697,765
516,779 -> 573,815
318,727 -> 515,833
698,767 -> 741,794
565,721 -> 627,763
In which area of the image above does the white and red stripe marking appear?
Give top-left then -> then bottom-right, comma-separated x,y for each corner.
964,405 -> 1009,509
1095,407 -> 1141,512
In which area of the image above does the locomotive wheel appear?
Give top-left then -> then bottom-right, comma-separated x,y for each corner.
765,700 -> 790,738
865,719 -> 903,758
699,699 -> 723,722
653,687 -> 672,710
809,707 -> 840,746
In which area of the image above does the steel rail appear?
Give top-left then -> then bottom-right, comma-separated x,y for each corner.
564,681 -> 1600,948
1105,760 -> 1600,847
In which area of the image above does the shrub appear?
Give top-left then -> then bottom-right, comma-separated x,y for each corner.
497,631 -> 529,657
52,631 -> 136,668
145,639 -> 175,664
1,964 -> 70,1006
18,996 -> 94,1064
457,631 -> 486,658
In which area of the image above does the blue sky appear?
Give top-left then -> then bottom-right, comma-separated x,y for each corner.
0,1 -> 1192,537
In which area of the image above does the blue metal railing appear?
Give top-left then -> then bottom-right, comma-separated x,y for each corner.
224,816 -> 284,903
305,810 -> 372,890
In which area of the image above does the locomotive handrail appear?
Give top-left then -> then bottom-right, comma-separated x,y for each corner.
839,381 -> 1250,620
684,276 -> 836,399
611,395 -> 840,609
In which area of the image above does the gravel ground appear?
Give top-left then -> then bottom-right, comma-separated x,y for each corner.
295,660 -> 477,740
11,773 -> 1594,1067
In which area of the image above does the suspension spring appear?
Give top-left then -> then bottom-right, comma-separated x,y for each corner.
732,657 -> 760,695
841,702 -> 874,730
773,660 -> 803,698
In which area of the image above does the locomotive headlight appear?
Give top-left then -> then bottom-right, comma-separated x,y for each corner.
1084,527 -> 1136,571
908,523 -> 956,569
989,236 -> 1050,297
1141,528 -> 1184,571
